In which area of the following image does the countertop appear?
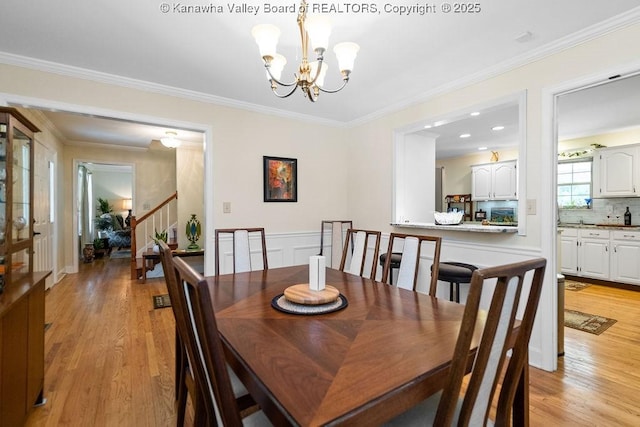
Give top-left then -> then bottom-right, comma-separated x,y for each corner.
558,223 -> 640,230
391,222 -> 518,233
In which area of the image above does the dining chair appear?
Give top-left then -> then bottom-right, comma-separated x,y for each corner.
319,220 -> 353,268
158,241 -> 257,426
384,257 -> 547,426
381,233 -> 442,293
215,228 -> 268,275
171,255 -> 272,426
338,228 -> 381,280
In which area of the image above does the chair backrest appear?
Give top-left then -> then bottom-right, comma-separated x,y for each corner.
215,227 -> 268,275
435,257 -> 547,426
172,254 -> 245,427
381,233 -> 442,292
319,220 -> 353,268
338,228 -> 381,279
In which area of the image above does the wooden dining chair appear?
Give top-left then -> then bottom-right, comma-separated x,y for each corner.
158,241 -> 200,425
159,241 -> 258,426
384,257 -> 547,426
171,255 -> 272,426
338,228 -> 381,280
215,228 -> 268,275
381,233 -> 442,293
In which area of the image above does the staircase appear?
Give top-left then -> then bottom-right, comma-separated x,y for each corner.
128,192 -> 178,279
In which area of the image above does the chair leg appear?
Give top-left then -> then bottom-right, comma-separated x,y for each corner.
455,282 -> 460,303
449,282 -> 454,301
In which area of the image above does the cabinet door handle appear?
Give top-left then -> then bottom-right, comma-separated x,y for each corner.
606,245 -> 608,252
614,245 -> 617,252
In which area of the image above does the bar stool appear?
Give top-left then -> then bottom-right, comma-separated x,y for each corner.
379,252 -> 402,285
437,262 -> 478,303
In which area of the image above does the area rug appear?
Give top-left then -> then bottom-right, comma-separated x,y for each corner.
152,294 -> 172,309
110,250 -> 131,259
564,309 -> 617,335
564,279 -> 591,291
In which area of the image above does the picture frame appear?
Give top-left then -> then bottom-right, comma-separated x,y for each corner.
263,156 -> 297,202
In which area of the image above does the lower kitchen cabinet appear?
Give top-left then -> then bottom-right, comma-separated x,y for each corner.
560,227 -> 640,285
579,229 -> 610,280
611,230 -> 640,285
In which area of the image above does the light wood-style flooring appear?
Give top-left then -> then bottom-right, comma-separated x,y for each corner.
25,257 -> 640,426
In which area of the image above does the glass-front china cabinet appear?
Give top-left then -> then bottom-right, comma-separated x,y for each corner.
0,107 -> 50,427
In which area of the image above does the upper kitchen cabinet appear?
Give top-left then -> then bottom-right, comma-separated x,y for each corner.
592,145 -> 640,198
471,160 -> 518,201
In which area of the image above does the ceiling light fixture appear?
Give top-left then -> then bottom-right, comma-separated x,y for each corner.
251,0 -> 359,102
492,125 -> 505,131
160,131 -> 181,148
470,112 -> 480,116
460,133 -> 471,138
478,147 -> 488,151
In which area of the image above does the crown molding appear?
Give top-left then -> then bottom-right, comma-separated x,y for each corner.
0,6 -> 638,129
0,51 -> 345,128
348,6 -> 640,127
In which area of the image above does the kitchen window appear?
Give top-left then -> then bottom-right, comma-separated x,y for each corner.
558,159 -> 592,208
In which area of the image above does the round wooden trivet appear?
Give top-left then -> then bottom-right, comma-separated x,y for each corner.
283,284 -> 339,305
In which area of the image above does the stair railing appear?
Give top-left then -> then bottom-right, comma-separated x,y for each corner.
129,191 -> 178,279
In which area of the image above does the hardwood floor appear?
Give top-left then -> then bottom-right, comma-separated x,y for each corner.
25,259 -> 640,426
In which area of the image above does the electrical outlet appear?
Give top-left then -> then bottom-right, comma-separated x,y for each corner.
223,202 -> 231,214
526,199 -> 536,215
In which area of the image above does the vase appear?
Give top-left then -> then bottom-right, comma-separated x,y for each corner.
83,243 -> 95,263
185,214 -> 201,250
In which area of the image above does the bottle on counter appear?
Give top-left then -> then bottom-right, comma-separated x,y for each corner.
625,207 -> 632,226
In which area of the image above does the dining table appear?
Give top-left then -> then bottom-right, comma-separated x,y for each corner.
205,265 -> 528,426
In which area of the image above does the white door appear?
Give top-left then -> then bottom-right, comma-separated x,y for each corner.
471,165 -> 492,200
579,238 -> 609,279
596,147 -> 638,197
560,237 -> 578,275
492,161 -> 518,200
34,139 -> 55,289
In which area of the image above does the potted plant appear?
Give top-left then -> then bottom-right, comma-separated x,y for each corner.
151,229 -> 168,252
94,197 -> 113,238
93,237 -> 106,258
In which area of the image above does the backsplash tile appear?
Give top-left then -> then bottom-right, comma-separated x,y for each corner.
559,197 -> 640,225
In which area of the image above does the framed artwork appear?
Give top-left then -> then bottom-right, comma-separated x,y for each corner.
263,156 -> 297,202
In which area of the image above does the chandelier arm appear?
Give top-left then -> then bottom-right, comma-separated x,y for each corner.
317,79 -> 350,94
264,64 -> 298,87
271,84 -> 300,98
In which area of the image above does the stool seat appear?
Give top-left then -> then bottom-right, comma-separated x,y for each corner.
436,262 -> 478,303
379,252 -> 402,267
379,252 -> 402,285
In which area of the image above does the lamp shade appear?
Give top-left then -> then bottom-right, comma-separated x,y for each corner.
122,198 -> 132,210
251,24 -> 280,58
305,15 -> 331,52
269,54 -> 287,80
334,42 -> 359,72
310,61 -> 328,87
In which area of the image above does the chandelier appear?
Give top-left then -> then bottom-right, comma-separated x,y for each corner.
251,0 -> 359,102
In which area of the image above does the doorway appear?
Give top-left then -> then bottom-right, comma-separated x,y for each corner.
77,161 -> 134,262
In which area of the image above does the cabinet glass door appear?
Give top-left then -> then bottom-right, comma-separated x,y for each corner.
12,127 -> 31,244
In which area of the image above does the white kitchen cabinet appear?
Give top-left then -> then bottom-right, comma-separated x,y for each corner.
471,160 -> 517,201
579,233 -> 610,279
559,228 -> 578,275
611,230 -> 640,284
593,145 -> 640,197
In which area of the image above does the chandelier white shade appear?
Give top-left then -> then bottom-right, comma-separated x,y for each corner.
160,131 -> 181,148
251,0 -> 359,102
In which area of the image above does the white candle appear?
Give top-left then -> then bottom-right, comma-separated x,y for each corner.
309,255 -> 326,291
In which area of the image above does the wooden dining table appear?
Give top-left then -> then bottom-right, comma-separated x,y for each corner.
205,265 -> 528,426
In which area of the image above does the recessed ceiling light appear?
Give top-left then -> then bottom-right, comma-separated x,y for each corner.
434,120 -> 447,127
492,125 -> 505,131
460,133 -> 471,138
424,124 -> 432,129
470,112 -> 480,116
478,147 -> 488,151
